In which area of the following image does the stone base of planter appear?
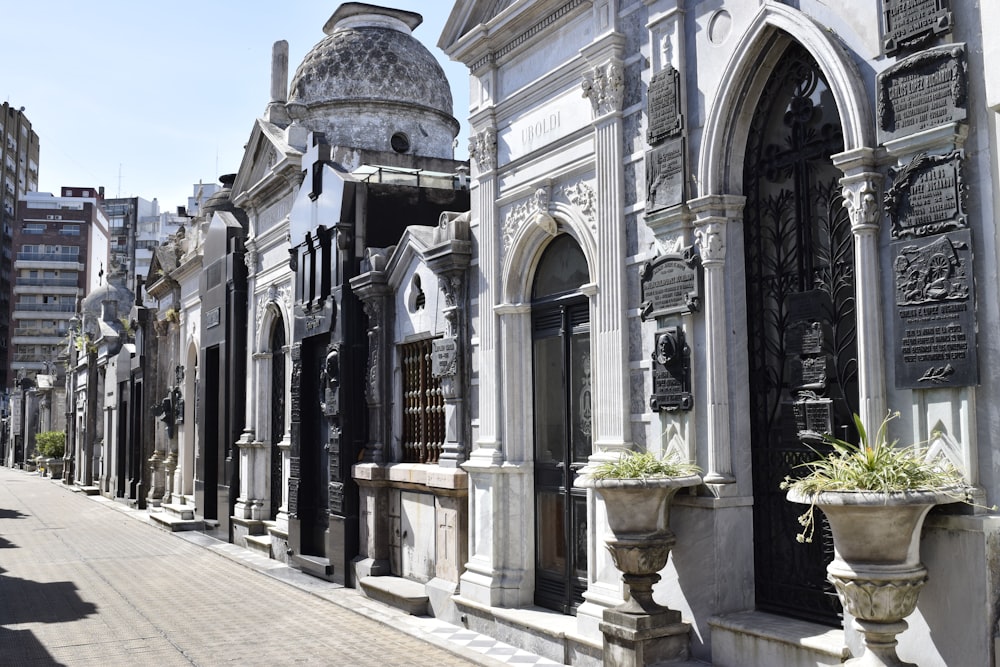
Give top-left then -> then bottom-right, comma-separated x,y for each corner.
600,608 -> 690,666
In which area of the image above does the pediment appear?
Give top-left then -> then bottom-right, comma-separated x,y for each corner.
232,119 -> 303,202
440,0 -> 519,53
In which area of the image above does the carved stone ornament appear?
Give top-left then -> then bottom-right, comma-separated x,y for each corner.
694,222 -> 725,263
877,44 -> 966,144
502,187 -> 553,252
842,177 -> 881,232
244,238 -> 258,274
582,60 -> 624,116
558,180 -> 596,235
469,127 -> 497,172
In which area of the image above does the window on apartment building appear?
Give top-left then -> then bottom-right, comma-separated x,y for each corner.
23,223 -> 44,234
400,338 -> 444,464
59,224 -> 80,236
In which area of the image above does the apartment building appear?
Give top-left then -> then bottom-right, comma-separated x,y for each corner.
9,188 -> 109,380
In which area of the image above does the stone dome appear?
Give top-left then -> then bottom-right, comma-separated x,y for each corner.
285,3 -> 459,158
80,280 -> 133,326
200,174 -> 247,227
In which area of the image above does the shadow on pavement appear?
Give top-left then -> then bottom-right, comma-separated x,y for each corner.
0,535 -> 15,549
0,626 -> 66,666
0,576 -> 97,626
0,508 -> 28,520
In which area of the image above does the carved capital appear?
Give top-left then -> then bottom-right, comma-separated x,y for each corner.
582,59 -> 624,116
694,222 -> 726,264
842,175 -> 882,235
244,238 -> 258,274
469,127 -> 497,172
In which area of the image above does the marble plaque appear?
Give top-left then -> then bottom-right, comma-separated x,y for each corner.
645,138 -> 686,212
647,66 -> 682,145
793,395 -> 834,440
640,247 -> 701,319
892,230 -> 978,388
877,44 -> 966,144
432,337 -> 458,377
205,307 -> 221,329
885,150 -> 965,238
882,0 -> 952,56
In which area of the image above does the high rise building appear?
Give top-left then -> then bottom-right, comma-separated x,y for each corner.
0,103 -> 40,388
8,188 -> 109,382
103,195 -> 159,293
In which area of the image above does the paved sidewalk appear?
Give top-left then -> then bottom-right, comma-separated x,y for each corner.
0,468 -> 564,666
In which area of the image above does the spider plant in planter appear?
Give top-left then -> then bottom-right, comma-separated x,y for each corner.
783,411 -> 968,667
576,450 -> 701,616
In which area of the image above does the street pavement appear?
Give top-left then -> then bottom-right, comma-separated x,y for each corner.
0,467 -> 560,666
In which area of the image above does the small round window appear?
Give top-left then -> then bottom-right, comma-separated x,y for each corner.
390,132 -> 410,153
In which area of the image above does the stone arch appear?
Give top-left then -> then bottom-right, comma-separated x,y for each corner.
697,2 -> 874,197
255,297 -> 291,356
501,200 -> 597,306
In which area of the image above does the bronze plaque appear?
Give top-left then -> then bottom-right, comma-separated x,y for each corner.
877,44 -> 966,144
647,66 -> 682,145
645,138 -> 686,212
882,0 -> 952,56
649,327 -> 692,412
892,230 -> 978,388
640,247 -> 701,318
885,150 -> 965,238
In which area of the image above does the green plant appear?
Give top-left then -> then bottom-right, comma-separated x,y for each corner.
35,431 -> 66,458
590,449 -> 701,480
781,411 -> 967,543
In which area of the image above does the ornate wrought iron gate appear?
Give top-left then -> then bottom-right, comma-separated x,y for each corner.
270,321 -> 285,520
743,42 -> 858,625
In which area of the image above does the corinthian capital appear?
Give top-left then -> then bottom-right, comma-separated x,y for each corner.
469,127 -> 497,172
842,175 -> 882,234
582,60 -> 624,116
694,222 -> 726,264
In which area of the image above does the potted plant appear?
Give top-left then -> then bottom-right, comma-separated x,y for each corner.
783,411 -> 969,667
35,431 -> 66,480
576,450 -> 701,616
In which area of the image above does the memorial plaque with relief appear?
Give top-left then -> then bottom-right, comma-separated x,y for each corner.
884,150 -> 965,239
645,138 -> 686,212
892,229 -> 978,388
640,247 -> 701,319
647,66 -> 683,145
432,337 -> 458,377
877,44 -> 966,144
882,0 -> 952,56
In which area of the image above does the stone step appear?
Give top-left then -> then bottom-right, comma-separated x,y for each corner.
244,533 -> 272,558
359,576 -> 429,616
161,502 -> 196,520
291,553 -> 336,581
709,610 -> 849,667
149,510 -> 205,533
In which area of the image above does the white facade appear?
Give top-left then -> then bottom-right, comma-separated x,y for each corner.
441,1 -> 1000,665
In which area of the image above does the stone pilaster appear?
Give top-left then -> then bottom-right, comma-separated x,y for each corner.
833,148 -> 886,438
690,195 -> 745,488
583,55 -> 630,458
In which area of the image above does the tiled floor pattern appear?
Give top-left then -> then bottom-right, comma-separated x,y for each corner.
93,493 -> 567,666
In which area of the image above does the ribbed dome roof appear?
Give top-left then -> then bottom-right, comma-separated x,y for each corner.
80,281 -> 132,321
287,4 -> 453,119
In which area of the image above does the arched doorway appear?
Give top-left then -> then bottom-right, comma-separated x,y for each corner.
743,40 -> 858,624
532,234 -> 592,614
269,317 -> 286,520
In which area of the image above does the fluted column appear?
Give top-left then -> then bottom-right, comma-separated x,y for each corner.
834,148 -> 886,437
691,195 -> 744,486
583,57 -> 630,455
468,126 -> 502,464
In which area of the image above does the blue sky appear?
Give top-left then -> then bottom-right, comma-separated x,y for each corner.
3,1 -> 468,212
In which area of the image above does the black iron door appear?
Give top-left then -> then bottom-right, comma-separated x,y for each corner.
743,42 -> 858,625
533,298 -> 591,613
270,322 -> 285,520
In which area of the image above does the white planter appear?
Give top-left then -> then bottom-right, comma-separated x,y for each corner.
788,488 -> 961,667
578,475 -> 701,615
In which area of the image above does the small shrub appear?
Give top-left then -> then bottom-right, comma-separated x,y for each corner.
35,431 -> 66,458
590,449 -> 701,480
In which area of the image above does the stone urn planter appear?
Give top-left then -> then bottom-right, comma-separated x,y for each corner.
577,474 -> 702,615
48,457 -> 65,480
783,412 -> 968,667
787,488 -> 959,667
